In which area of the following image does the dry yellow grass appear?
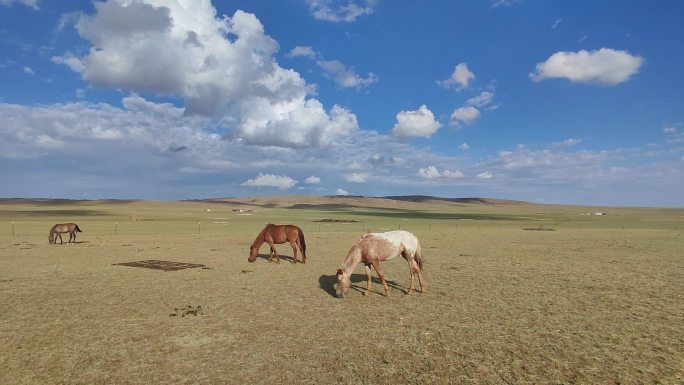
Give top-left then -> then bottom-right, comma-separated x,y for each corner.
0,198 -> 682,384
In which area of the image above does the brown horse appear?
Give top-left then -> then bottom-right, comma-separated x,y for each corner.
335,230 -> 425,298
248,224 -> 307,264
49,223 -> 82,244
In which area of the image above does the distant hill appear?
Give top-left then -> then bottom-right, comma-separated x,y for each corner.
381,195 -> 529,205
191,195 -> 534,210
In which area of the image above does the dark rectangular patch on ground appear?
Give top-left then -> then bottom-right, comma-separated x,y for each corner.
114,259 -> 206,271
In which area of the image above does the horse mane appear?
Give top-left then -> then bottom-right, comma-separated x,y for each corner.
252,223 -> 273,246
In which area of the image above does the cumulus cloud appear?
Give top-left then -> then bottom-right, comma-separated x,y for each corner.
241,173 -> 297,189
466,91 -> 495,108
346,172 -> 368,183
23,66 -> 35,76
450,106 -> 481,127
306,0 -> 376,22
530,48 -> 644,85
317,59 -> 377,89
417,166 -> 440,179
662,127 -> 677,134
418,166 -> 463,179
477,171 -> 493,179
304,175 -> 321,184
51,52 -> 85,73
459,143 -> 470,150
288,46 -> 377,89
391,105 -> 442,138
438,63 -> 475,89
335,188 -> 350,196
55,1 -> 358,148
287,46 -> 316,58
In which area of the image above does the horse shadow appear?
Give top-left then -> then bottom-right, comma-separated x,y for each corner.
252,253 -> 298,263
318,273 -> 405,298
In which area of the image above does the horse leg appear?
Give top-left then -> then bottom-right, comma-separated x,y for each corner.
406,259 -> 415,294
363,264 -> 372,296
69,231 -> 75,243
58,233 -> 64,244
268,246 -> 275,262
416,262 -> 426,293
270,243 -> 280,263
402,250 -> 416,294
290,241 -> 298,264
371,260 -> 390,297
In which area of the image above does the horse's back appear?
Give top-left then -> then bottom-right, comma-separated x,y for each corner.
51,223 -> 79,232
369,230 -> 419,255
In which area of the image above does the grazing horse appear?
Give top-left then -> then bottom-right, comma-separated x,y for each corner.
248,224 -> 307,264
335,230 -> 425,298
48,223 -> 82,244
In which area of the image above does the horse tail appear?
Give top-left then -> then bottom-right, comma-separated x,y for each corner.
414,241 -> 423,271
75,224 -> 82,232
298,227 -> 307,258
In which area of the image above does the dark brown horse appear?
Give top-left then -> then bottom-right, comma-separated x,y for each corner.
49,223 -> 82,244
248,224 -> 307,264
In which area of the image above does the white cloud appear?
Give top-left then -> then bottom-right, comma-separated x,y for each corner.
443,169 -> 464,178
466,91 -> 494,108
317,59 -> 377,89
0,0 -> 38,9
335,188 -> 350,196
23,66 -> 35,76
306,0 -> 376,22
55,1 -> 358,148
450,106 -> 481,127
346,172 -> 368,183
51,52 -> 85,73
458,143 -> 470,150
241,173 -> 297,189
551,18 -> 562,29
417,166 -> 440,179
304,175 -> 321,184
287,46 -> 376,89
287,46 -> 317,58
418,166 -> 463,179
663,127 -> 677,134
530,48 -> 644,85
391,105 -> 441,138
477,171 -> 493,179
554,138 -> 582,147
438,63 -> 475,89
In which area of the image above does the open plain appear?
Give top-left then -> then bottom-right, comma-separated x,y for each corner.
0,196 -> 682,384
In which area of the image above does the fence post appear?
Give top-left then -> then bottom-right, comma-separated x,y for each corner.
12,221 -> 15,237
114,221 -> 118,236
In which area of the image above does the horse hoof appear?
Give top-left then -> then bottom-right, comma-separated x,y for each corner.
363,292 -> 370,297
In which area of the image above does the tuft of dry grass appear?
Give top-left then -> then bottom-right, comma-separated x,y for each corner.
0,198 -> 682,384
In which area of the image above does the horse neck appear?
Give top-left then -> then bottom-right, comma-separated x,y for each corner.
251,230 -> 266,248
340,246 -> 362,276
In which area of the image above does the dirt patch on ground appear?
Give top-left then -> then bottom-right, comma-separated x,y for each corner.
312,218 -> 359,223
113,260 -> 207,271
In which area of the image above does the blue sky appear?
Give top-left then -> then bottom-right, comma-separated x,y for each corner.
1,0 -> 683,206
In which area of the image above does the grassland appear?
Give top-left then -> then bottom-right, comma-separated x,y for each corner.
0,197 -> 682,384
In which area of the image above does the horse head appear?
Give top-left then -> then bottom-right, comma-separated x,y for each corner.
48,233 -> 54,244
334,268 -> 351,299
247,245 -> 258,262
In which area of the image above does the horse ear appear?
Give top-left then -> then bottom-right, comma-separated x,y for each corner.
336,268 -> 343,276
